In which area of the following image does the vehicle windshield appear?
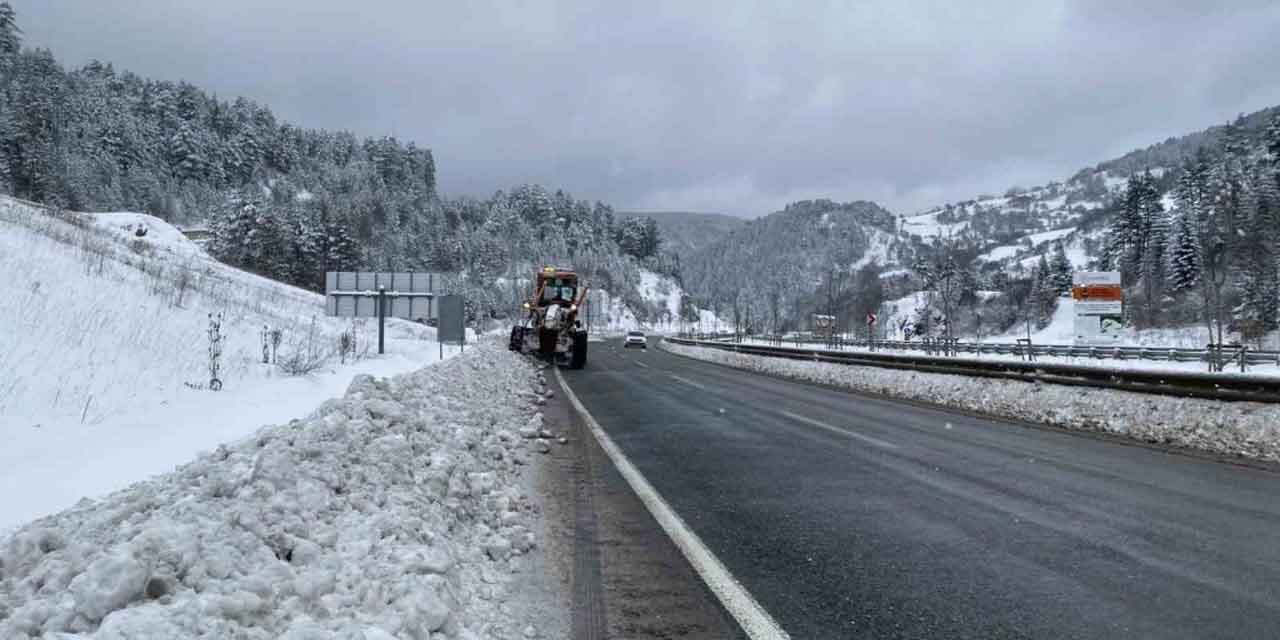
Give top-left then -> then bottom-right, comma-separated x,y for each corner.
628,331 -> 644,337
541,279 -> 576,303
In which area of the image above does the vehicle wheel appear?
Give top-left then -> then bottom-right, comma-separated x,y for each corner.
508,326 -> 524,351
568,331 -> 588,369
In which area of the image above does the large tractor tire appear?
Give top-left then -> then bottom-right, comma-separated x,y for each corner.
508,326 -> 525,352
567,331 -> 588,369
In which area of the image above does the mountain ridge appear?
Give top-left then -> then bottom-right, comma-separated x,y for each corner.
677,103 -> 1280,340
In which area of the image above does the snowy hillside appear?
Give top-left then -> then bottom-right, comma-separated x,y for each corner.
0,197 -> 446,530
897,166 -> 1124,272
671,107 -> 1280,343
681,199 -> 900,324
584,268 -> 722,334
900,107 -> 1279,276
877,291 -> 933,339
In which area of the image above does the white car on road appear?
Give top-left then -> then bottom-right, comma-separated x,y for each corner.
624,331 -> 647,349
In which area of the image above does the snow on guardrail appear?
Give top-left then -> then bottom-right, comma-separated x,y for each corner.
662,339 -> 1280,464
669,337 -> 1280,403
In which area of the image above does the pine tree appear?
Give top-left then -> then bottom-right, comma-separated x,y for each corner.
209,194 -> 258,268
1236,206 -> 1278,334
1234,162 -> 1280,334
6,49 -> 68,203
250,205 -> 291,281
1105,175 -> 1140,271
169,122 -> 206,182
1049,241 -> 1073,294
1138,175 -> 1169,326
642,217 -> 661,258
1207,118 -> 1250,245
285,208 -> 322,289
0,2 -> 19,68
1268,112 -> 1280,162
322,217 -> 361,275
1197,120 -> 1253,343
1027,257 -> 1057,330
1168,211 -> 1200,293
0,100 -> 10,192
615,216 -> 650,258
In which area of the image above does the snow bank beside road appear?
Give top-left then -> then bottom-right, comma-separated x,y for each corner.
1,344 -> 561,639
663,342 -> 1280,464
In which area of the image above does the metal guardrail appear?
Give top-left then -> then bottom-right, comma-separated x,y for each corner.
678,333 -> 1280,371
666,337 -> 1280,403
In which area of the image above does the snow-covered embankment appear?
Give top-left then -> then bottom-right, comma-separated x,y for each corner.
1,343 -> 564,639
662,341 -> 1280,463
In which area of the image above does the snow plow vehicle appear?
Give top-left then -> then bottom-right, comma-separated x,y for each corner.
508,266 -> 589,369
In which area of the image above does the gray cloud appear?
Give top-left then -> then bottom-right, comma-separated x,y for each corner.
15,0 -> 1280,216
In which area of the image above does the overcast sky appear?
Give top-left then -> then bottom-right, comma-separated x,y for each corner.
15,1 -> 1280,216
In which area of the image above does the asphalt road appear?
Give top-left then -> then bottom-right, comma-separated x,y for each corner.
560,338 -> 1280,639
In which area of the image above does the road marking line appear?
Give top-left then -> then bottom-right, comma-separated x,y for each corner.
556,368 -> 791,640
635,360 -> 651,369
669,374 -> 710,391
779,410 -> 900,450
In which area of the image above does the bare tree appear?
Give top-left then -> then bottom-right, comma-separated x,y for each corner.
1200,238 -> 1230,348
768,285 -> 782,338
912,233 -> 964,344
821,265 -> 847,342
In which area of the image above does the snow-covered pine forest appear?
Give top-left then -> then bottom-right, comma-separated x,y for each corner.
0,3 -> 691,326
3,0 -> 1279,344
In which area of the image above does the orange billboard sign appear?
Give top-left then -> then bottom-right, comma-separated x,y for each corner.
1071,284 -> 1123,301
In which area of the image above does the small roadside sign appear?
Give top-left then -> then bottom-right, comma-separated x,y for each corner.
866,312 -> 877,326
436,295 -> 466,359
1072,271 -> 1122,346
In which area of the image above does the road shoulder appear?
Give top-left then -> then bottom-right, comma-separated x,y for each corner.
539,364 -> 748,639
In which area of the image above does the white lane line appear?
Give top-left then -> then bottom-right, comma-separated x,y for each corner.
635,360 -> 651,369
779,410 -> 900,450
669,374 -> 710,391
556,369 -> 791,640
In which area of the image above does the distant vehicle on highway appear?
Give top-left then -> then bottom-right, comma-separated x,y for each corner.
624,331 -> 648,349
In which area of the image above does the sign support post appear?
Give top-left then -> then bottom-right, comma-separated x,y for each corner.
435,295 -> 466,357
377,286 -> 387,355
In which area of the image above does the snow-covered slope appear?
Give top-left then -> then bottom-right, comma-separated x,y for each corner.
0,197 -> 444,530
92,212 -> 205,258
899,210 -> 970,239
587,268 -> 721,334
637,269 -> 691,333
852,228 -> 896,270
878,291 -> 933,339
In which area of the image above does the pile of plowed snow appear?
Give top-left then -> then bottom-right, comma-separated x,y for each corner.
1,344 -> 561,639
